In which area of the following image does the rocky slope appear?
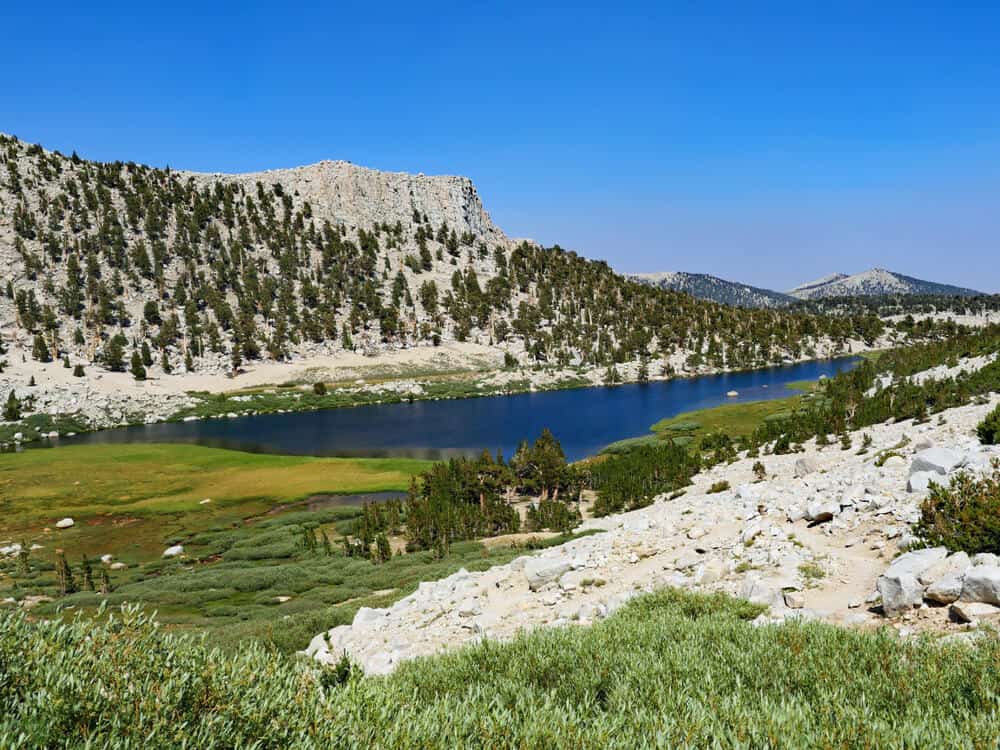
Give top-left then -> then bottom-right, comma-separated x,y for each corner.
629,271 -> 795,308
306,388 -> 1000,674
789,269 -> 982,300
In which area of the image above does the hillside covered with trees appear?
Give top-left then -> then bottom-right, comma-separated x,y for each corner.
0,135 -> 890,383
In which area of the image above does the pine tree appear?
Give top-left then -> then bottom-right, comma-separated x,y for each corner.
375,533 -> 392,563
130,351 -> 146,381
32,334 -> 51,362
140,341 -> 153,367
3,391 -> 20,421
16,540 -> 29,576
55,551 -> 77,594
104,335 -> 126,371
81,555 -> 95,591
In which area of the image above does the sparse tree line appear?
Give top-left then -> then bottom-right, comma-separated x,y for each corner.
336,429 -> 582,558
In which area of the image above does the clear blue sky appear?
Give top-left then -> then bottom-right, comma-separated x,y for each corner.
6,1 -> 999,292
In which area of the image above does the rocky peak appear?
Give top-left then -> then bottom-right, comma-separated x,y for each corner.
188,159 -> 506,243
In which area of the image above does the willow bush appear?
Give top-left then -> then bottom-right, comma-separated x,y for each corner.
4,590 -> 999,749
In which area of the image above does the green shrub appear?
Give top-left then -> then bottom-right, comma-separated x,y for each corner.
2,590 -> 999,748
977,404 -> 1000,445
707,480 -> 731,494
915,463 -> 1000,554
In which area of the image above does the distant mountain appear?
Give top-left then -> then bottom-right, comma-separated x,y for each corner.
630,272 -> 795,308
787,268 -> 982,300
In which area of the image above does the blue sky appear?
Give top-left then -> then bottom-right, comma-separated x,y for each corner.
5,1 -> 999,291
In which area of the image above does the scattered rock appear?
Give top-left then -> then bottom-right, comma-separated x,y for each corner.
907,471 -> 937,493
881,455 -> 906,469
918,552 -> 970,587
884,547 -> 948,580
909,447 -> 965,476
794,457 -> 821,477
162,545 -> 184,558
55,518 -> 74,529
805,500 -> 839,523
878,573 -> 924,617
950,601 -> 1000,623
960,566 -> 1000,606
784,590 -> 806,609
524,556 -> 573,591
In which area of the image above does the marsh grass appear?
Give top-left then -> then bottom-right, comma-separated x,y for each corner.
0,443 -> 428,558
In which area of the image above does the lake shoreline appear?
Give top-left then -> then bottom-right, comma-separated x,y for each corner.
21,355 -> 863,463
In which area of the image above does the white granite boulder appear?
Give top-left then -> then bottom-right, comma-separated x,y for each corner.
909,448 -> 965,476
960,566 -> 1000,606
524,555 -> 573,591
878,573 -> 924,616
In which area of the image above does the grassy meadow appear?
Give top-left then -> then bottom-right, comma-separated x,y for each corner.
0,441 -> 594,652
0,443 -> 428,559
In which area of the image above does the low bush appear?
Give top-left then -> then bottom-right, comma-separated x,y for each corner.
2,589 -> 999,748
977,404 -> 1000,445
915,463 -> 1000,554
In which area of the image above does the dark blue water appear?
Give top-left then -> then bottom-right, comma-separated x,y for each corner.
50,357 -> 857,462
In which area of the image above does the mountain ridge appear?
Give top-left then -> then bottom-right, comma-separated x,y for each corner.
629,271 -> 794,308
630,267 -> 985,307
787,268 -> 982,300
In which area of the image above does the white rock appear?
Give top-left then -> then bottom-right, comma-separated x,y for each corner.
693,558 -> 726,585
972,553 -> 999,567
918,552 -> 970,586
740,523 -> 762,544
795,457 -> 821,477
881,455 -> 906,469
110,562 -> 127,570
925,574 -> 965,604
99,554 -> 113,564
909,447 -> 965,476
55,518 -> 75,529
524,556 -> 573,591
353,606 -> 387,627
950,601 -> 1000,623
960,566 -> 1000,605
906,471 -> 938,493
741,577 -> 783,608
784,590 -> 806,609
686,526 -> 707,540
877,573 -> 924,617
577,602 -> 606,622
162,544 -> 184,558
805,500 -> 839,523
884,547 -> 948,579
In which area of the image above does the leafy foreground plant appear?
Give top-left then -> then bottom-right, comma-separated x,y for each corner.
3,589 -> 999,749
